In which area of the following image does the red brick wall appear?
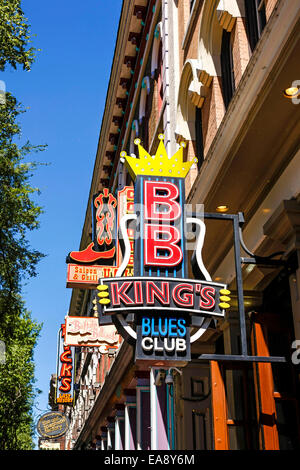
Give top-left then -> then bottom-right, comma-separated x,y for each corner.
201,76 -> 225,156
147,79 -> 159,149
177,0 -> 194,69
265,0 -> 278,21
185,139 -> 198,194
232,17 -> 251,88
183,7 -> 202,63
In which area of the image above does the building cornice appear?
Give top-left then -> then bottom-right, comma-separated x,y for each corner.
68,1 -> 149,315
110,0 -> 160,183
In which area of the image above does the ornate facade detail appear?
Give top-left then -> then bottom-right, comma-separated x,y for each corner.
176,59 -> 213,141
216,0 -> 245,31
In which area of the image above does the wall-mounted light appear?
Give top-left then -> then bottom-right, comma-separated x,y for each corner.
283,86 -> 300,99
216,205 -> 229,213
155,368 -> 182,386
164,368 -> 183,386
165,371 -> 174,385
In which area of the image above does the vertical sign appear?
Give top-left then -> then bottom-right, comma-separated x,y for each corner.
98,135 -> 230,365
92,188 -> 117,260
67,189 -> 117,265
116,186 -> 135,270
99,136 -> 199,365
66,187 -> 134,288
133,174 -> 190,364
56,323 -> 75,405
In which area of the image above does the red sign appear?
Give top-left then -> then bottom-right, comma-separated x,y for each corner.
97,137 -> 232,366
143,180 -> 183,268
99,277 -> 227,318
66,264 -> 133,289
66,187 -> 134,288
56,324 -> 74,405
116,186 -> 134,268
67,189 -> 117,264
93,189 -> 116,247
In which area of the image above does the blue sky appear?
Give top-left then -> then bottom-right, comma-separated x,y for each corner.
1,0 -> 122,447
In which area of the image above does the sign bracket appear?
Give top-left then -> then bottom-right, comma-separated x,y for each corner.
186,211 -> 287,365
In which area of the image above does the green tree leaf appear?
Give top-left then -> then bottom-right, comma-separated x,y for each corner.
0,0 -> 36,71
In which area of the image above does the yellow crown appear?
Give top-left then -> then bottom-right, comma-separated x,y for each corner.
120,134 -> 198,181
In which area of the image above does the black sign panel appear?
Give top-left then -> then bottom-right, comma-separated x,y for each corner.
133,175 -> 188,278
98,276 -> 227,318
135,312 -> 191,365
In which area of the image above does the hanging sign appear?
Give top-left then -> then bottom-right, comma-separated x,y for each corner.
99,277 -> 227,317
116,186 -> 135,268
135,312 -> 191,365
66,264 -> 133,289
97,135 -> 231,366
64,316 -> 120,352
66,188 -> 117,265
56,324 -> 75,405
66,187 -> 134,288
37,411 -> 69,439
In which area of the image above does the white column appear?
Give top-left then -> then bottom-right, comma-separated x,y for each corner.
150,368 -> 170,450
100,427 -> 107,450
124,390 -> 137,450
136,373 -> 150,450
107,419 -> 115,450
114,405 -> 125,450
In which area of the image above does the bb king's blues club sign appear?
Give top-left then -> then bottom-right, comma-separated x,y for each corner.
96,135 -> 231,366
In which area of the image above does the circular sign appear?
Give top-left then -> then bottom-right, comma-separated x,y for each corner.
37,411 -> 69,439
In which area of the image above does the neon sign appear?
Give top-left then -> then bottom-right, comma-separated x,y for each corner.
66,187 -> 134,289
98,135 -> 231,366
56,324 -> 75,405
67,188 -> 117,264
100,277 -> 227,317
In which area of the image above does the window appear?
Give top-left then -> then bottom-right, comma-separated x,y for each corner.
245,0 -> 267,52
221,30 -> 235,109
157,41 -> 163,115
195,107 -> 204,170
139,76 -> 151,148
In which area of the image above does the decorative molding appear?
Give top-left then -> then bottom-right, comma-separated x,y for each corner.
120,2 -> 160,155
176,59 -> 213,141
217,8 -> 236,32
132,119 -> 139,136
216,0 -> 245,31
263,199 -> 300,254
186,60 -> 213,108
